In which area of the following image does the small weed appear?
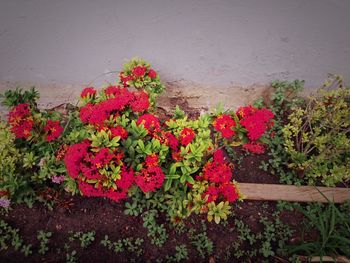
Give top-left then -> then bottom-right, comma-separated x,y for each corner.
37,230 -> 52,255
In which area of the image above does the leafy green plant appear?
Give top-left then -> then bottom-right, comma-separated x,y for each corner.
188,224 -> 213,259
285,199 -> 350,260
142,210 -> 168,247
66,250 -> 77,263
283,77 -> 350,186
0,87 -> 39,108
224,211 -> 293,261
165,244 -> 189,262
257,80 -> 305,185
100,235 -> 144,257
207,201 -> 231,224
37,230 -> 52,255
69,231 -> 95,248
0,219 -> 32,256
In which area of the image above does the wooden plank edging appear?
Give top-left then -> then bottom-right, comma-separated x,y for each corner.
238,183 -> 350,203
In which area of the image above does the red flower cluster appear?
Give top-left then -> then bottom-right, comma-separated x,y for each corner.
80,88 -> 134,126
163,132 -> 179,150
119,65 -> 158,87
132,66 -> 147,77
238,106 -> 274,141
105,85 -> 124,97
242,142 -> 265,154
135,153 -> 164,192
64,141 -> 135,202
130,91 -> 150,112
80,87 -> 96,98
135,165 -> 165,193
200,150 -> 239,203
213,114 -> 236,138
202,150 -> 232,183
145,153 -> 159,167
179,127 -> 195,146
64,141 -> 90,179
110,126 -> 128,139
80,86 -> 151,127
7,103 -> 34,139
119,72 -> 133,87
44,120 -> 64,142
148,69 -> 157,79
137,114 -> 161,134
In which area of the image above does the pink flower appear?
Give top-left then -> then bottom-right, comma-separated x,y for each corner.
0,197 -> 10,208
51,175 -> 65,184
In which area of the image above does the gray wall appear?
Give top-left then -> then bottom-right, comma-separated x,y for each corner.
0,0 -> 350,88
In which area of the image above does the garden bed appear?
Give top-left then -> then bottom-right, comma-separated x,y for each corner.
0,59 -> 349,262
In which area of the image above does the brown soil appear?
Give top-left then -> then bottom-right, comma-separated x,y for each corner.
0,149 -> 305,263
0,103 -> 308,262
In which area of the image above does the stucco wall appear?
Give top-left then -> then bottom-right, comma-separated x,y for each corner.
0,0 -> 350,114
1,0 -> 350,87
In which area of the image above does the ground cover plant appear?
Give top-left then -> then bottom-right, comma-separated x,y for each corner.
0,59 -> 349,262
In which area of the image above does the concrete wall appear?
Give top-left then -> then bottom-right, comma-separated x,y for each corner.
0,0 -> 350,111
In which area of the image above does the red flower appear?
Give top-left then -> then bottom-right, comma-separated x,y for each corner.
7,104 -> 35,139
148,69 -> 157,79
164,132 -> 179,150
236,105 -> 257,119
92,148 -> 114,169
204,185 -> 219,203
213,114 -> 236,138
105,189 -> 127,202
137,114 -> 161,134
132,66 -> 147,77
105,85 -> 124,97
116,167 -> 134,191
81,87 -> 96,98
135,166 -> 165,193
179,128 -> 195,146
239,108 -> 274,141
220,183 -> 239,202
130,91 -> 150,112
11,119 -> 34,139
243,142 -> 265,154
145,153 -> 159,167
78,181 -> 104,197
202,150 -> 232,184
172,151 -> 183,162
44,120 -> 64,142
64,141 -> 90,179
110,126 -> 128,139
119,72 -> 133,87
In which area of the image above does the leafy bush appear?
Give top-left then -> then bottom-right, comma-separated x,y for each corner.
0,88 -> 74,205
283,77 -> 350,186
256,80 -> 304,185
1,58 -> 276,224
0,121 -> 28,202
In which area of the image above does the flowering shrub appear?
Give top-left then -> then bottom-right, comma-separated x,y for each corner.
0,88 -> 70,204
212,105 -> 274,154
1,58 -> 277,224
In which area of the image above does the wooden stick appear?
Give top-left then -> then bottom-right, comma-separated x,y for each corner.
238,183 -> 350,203
298,255 -> 350,263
